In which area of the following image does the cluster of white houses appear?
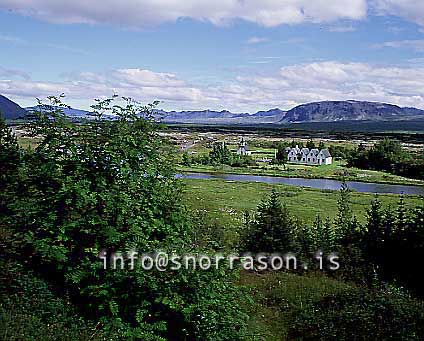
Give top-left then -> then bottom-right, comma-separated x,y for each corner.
285,145 -> 332,165
235,138 -> 333,166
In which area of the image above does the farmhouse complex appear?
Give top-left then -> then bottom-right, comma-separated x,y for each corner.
285,145 -> 332,165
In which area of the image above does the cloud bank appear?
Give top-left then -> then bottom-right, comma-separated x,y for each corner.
373,0 -> 424,27
0,0 -> 367,27
1,62 -> 424,111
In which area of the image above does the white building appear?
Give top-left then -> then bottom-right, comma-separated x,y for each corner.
237,137 -> 251,156
286,145 -> 332,165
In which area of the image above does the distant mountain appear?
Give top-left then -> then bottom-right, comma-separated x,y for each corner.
160,109 -> 244,122
0,95 -> 27,120
26,106 -> 92,118
279,100 -> 424,123
252,108 -> 286,118
158,108 -> 286,124
2,94 -> 424,125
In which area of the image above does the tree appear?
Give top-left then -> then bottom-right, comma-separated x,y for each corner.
0,113 -> 21,218
363,196 -> 384,263
335,182 -> 354,239
209,141 -> 232,165
241,190 -> 294,253
396,194 -> 409,231
275,143 -> 288,169
4,96 -> 249,339
306,139 -> 315,149
181,151 -> 191,166
312,216 -> 337,253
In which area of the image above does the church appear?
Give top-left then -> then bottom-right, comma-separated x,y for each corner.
236,137 -> 251,156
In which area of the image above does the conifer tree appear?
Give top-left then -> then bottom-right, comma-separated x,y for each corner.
364,196 -> 384,262
335,182 -> 353,238
242,190 -> 294,253
396,194 -> 409,231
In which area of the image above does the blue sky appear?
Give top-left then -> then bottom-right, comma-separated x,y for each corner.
1,0 -> 424,112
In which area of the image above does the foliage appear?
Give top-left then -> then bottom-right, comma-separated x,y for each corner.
208,141 -> 253,167
0,96 -> 249,339
240,190 -> 295,253
334,182 -> 357,241
0,114 -> 21,218
306,139 -> 315,149
289,286 -> 424,339
274,143 -> 288,168
0,259 -> 119,340
348,138 -> 424,179
209,142 -> 233,165
181,151 -> 191,166
359,195 -> 424,295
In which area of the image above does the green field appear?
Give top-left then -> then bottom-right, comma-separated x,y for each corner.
182,178 -> 422,247
180,160 -> 424,186
182,177 -> 424,339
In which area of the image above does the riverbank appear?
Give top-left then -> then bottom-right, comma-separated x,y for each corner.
178,161 -> 424,187
179,172 -> 424,195
182,178 -> 423,245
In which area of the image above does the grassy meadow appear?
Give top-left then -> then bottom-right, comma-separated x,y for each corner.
183,178 -> 422,245
182,177 -> 424,339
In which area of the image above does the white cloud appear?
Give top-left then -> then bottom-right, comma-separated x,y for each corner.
235,61 -> 424,109
328,25 -> 357,32
0,68 -> 207,106
373,39 -> 424,52
373,0 -> 424,27
0,0 -> 367,28
3,1 -> 424,31
2,62 -> 424,111
246,36 -> 268,44
0,66 -> 30,80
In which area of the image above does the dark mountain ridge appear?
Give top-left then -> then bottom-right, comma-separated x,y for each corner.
0,95 -> 27,120
279,100 -> 424,123
1,94 -> 424,124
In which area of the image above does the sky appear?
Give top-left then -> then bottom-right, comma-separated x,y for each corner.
1,0 -> 424,112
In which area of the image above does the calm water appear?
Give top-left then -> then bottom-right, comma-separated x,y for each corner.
178,172 -> 424,195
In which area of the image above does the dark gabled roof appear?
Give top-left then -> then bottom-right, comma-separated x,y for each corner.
320,149 -> 331,157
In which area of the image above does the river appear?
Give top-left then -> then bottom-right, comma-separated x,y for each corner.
178,172 -> 424,195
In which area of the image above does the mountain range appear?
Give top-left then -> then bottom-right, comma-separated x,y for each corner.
0,95 -> 27,120
1,94 -> 424,124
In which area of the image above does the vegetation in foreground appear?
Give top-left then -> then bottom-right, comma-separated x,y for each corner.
1,98 -> 424,340
1,97 -> 250,340
193,183 -> 424,339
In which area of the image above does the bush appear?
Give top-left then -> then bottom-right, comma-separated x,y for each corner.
289,287 -> 424,339
1,96 -> 249,339
0,260 -> 118,340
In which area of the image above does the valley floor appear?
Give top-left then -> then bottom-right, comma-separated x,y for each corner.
182,177 -> 424,339
182,178 -> 422,246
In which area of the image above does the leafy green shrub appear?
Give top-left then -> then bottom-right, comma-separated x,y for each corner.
1,96 -> 249,340
289,287 -> 424,339
0,260 -> 119,340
